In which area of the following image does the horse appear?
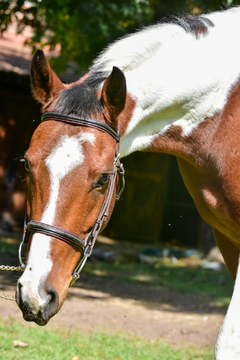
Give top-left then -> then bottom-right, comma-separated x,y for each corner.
15,6 -> 240,359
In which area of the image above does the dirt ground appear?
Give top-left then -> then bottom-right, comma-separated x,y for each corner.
0,240 -> 228,353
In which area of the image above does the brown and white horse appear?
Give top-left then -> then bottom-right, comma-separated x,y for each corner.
15,6 -> 240,359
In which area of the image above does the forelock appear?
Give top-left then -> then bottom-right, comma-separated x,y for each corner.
55,83 -> 103,117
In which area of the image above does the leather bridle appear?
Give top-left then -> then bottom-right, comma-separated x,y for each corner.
19,112 -> 125,285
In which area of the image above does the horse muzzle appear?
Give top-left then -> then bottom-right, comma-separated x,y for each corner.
15,281 -> 60,326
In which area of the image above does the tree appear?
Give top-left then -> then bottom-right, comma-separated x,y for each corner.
1,0 -> 240,71
0,0 -> 153,71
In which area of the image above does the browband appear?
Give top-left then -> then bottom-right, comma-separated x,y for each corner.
41,112 -> 120,142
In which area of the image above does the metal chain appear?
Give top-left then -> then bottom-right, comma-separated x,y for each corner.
0,264 -> 24,302
0,293 -> 16,301
0,265 -> 24,272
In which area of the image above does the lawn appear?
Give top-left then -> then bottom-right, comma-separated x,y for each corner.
0,238 -> 231,359
0,320 -> 213,360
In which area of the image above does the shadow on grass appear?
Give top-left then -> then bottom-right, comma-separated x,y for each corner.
0,236 -> 233,316
69,260 -> 232,315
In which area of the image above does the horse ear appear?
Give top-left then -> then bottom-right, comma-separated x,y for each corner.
30,50 -> 65,105
101,67 -> 126,123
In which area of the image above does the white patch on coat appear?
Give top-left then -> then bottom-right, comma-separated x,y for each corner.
91,7 -> 240,157
18,132 -> 95,311
43,132 -> 95,223
215,262 -> 240,359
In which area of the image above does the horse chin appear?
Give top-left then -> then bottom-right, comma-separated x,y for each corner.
15,283 -> 62,326
23,312 -> 49,326
20,302 -> 60,326
34,317 -> 49,326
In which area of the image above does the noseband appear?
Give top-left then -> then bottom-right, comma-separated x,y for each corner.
19,112 -> 125,285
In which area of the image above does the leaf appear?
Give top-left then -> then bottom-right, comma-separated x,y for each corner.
13,340 -> 29,347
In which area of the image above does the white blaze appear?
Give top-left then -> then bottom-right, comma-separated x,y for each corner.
19,132 -> 95,310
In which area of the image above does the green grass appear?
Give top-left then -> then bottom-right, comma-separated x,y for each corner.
0,321 -> 213,360
0,242 -> 226,359
84,259 -> 233,307
0,234 -> 233,307
0,237 -> 233,307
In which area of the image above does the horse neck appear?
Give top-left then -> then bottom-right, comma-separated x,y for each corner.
119,76 -> 240,173
111,8 -> 240,159
119,66 -> 240,162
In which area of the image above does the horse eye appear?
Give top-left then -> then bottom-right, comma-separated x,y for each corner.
99,175 -> 109,185
94,175 -> 109,189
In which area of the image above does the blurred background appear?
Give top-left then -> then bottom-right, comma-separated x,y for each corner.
0,0 -> 238,254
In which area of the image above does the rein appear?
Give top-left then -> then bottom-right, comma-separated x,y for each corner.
18,112 -> 125,286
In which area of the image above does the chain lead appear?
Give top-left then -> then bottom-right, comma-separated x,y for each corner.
0,265 -> 24,272
0,264 -> 24,301
0,293 -> 16,301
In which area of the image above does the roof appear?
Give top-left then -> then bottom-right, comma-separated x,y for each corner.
0,24 -> 81,83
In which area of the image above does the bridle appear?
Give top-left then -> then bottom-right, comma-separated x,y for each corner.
19,112 -> 125,285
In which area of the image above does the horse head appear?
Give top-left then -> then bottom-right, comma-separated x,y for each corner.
16,50 -> 126,325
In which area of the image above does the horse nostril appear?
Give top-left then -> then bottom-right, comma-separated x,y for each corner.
45,287 -> 59,319
47,287 -> 59,309
15,281 -> 23,307
47,288 -> 58,303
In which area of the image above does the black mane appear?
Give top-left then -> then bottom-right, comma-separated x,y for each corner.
162,14 -> 214,36
55,83 -> 103,118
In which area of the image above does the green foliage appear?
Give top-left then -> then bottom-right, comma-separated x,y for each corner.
0,0 -> 153,71
0,320 -> 213,359
1,0 -> 240,71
